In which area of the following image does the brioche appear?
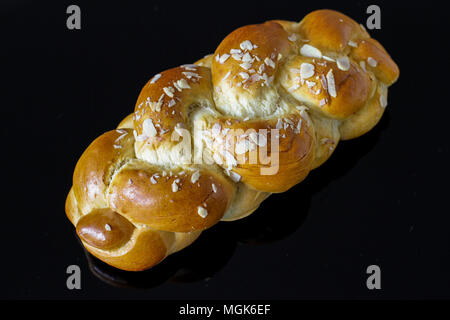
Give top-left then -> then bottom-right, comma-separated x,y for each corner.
66,9 -> 399,271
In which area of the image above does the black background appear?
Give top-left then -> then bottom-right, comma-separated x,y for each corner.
1,0 -> 449,299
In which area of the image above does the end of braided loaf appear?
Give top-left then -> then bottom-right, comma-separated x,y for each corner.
66,9 -> 399,271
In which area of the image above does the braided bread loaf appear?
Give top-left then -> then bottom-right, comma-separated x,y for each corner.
66,9 -> 399,271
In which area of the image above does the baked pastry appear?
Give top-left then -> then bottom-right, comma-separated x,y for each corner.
66,9 -> 399,271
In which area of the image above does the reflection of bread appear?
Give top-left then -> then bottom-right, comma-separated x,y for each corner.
66,9 -> 399,271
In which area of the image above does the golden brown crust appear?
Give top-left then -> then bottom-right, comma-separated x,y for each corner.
221,183 -> 271,221
297,9 -> 368,53
195,54 -> 213,68
339,83 -> 387,140
205,112 -> 315,193
67,184 -> 202,271
72,129 -> 135,214
212,21 -> 292,95
280,56 -> 372,119
107,161 -> 235,232
133,66 -> 213,148
65,188 -> 79,225
66,9 -> 399,271
310,112 -> 340,169
76,208 -> 135,250
83,228 -> 169,272
350,38 -> 399,85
